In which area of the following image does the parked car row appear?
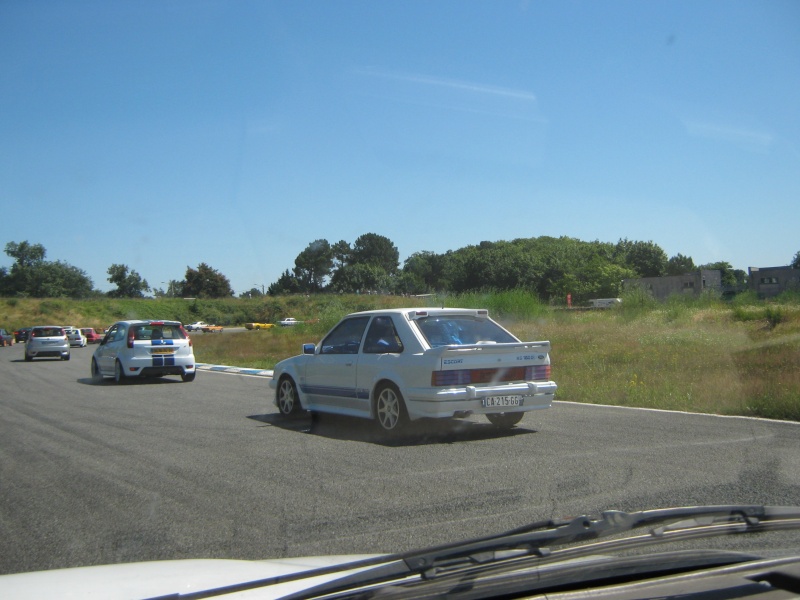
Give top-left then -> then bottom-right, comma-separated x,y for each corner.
7,325 -> 105,345
17,319 -> 197,384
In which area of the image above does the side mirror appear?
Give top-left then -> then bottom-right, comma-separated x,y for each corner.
302,343 -> 316,355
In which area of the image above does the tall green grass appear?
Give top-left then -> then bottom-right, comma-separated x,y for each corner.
521,304 -> 800,421
432,289 -> 549,320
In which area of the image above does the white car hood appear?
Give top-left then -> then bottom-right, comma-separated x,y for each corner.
0,555 -> 383,599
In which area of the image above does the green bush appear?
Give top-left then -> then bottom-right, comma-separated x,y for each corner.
730,290 -> 760,307
437,289 -> 547,320
775,289 -> 800,305
618,286 -> 657,320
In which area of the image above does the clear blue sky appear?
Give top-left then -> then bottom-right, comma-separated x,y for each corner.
2,0 -> 798,294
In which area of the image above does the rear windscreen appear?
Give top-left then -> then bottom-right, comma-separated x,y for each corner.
32,327 -> 64,337
415,317 -> 517,347
131,324 -> 186,341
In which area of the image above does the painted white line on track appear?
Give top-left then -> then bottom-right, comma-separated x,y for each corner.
555,400 -> 800,426
196,364 -> 273,378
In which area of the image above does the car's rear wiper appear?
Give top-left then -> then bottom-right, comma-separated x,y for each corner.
152,505 -> 800,600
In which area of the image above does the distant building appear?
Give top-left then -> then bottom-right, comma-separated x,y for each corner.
748,266 -> 799,299
623,270 -> 722,302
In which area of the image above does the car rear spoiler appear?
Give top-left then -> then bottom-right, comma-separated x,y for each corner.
426,341 -> 551,358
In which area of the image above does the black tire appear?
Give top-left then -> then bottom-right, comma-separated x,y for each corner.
62,352 -> 70,361
91,358 -> 103,381
374,383 -> 408,433
276,376 -> 302,417
486,412 -> 524,429
24,352 -> 33,362
181,371 -> 196,382
114,360 -> 127,384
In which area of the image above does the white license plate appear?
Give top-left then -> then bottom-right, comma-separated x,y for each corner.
482,395 -> 522,408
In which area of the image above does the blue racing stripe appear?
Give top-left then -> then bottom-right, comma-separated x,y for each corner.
301,385 -> 370,400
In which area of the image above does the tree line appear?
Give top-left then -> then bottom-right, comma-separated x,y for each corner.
0,241 -> 234,299
268,233 -> 758,302
3,238 -> 795,302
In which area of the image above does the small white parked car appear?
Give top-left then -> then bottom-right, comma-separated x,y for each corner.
270,308 -> 556,434
64,326 -> 87,347
91,320 -> 196,383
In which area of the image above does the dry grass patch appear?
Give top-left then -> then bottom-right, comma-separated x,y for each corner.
517,309 -> 797,420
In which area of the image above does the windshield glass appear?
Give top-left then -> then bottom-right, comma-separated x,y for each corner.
1,1 -> 798,597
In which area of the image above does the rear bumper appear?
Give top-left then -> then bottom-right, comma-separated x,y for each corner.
27,349 -> 68,358
122,356 -> 195,377
139,366 -> 192,377
405,381 -> 557,420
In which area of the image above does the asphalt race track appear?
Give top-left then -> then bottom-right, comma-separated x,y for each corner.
1,341 -> 799,576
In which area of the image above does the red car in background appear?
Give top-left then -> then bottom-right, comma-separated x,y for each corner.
81,328 -> 104,344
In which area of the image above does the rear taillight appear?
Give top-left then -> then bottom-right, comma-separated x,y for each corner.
432,369 -> 472,386
127,331 -> 135,348
180,326 -> 192,346
431,365 -> 550,387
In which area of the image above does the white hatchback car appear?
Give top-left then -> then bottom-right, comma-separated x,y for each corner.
270,308 -> 557,434
25,326 -> 70,361
91,320 -> 196,383
64,326 -> 87,347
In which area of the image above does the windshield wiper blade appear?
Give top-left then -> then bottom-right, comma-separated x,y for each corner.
274,505 -> 800,599
403,505 -> 776,574
404,505 -> 780,577
156,505 -> 800,600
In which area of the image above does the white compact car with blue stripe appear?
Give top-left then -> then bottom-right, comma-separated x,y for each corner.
91,320 -> 196,383
270,308 -> 556,436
